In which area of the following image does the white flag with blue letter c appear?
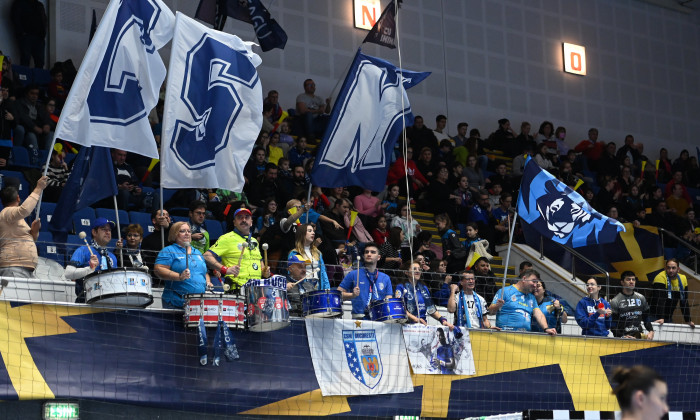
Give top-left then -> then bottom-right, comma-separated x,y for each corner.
160,12 -> 263,191
54,0 -> 174,159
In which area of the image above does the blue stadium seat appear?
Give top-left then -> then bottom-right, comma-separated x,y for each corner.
161,188 -> 176,205
33,68 -> 51,87
0,170 -> 30,199
65,234 -> 84,258
95,208 -> 129,231
11,64 -> 33,86
72,207 -> 96,238
10,146 -> 30,168
172,215 -> 188,224
40,202 -> 57,231
206,219 -> 224,243
129,211 -> 155,235
37,232 -> 65,265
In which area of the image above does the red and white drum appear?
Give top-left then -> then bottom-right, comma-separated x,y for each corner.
184,293 -> 245,329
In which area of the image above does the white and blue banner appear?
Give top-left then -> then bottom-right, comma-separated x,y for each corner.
310,49 -> 429,191
402,324 -> 476,375
305,318 -> 413,396
160,12 -> 262,191
54,0 -> 174,159
517,158 -> 625,247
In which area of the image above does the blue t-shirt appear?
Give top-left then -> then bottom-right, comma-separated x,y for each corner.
436,344 -> 454,374
338,268 -> 392,315
532,297 -> 558,332
492,285 -> 537,331
155,244 -> 208,308
69,245 -> 118,300
395,282 -> 436,321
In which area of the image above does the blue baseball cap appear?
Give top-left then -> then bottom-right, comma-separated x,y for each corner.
287,253 -> 310,267
91,217 -> 116,230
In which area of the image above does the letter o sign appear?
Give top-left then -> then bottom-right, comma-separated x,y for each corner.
563,43 -> 586,76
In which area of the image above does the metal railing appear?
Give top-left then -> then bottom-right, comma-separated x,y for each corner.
658,227 -> 699,274
539,236 -> 611,297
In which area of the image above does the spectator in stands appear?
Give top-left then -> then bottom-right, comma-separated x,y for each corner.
111,149 -> 143,211
432,259 -> 453,305
255,198 -> 278,239
204,207 -> 269,291
472,256 -> 496,303
261,104 -> 275,133
531,279 -> 570,334
491,193 -> 513,245
534,143 -> 556,171
327,186 -> 348,209
284,253 -> 307,316
432,114 -> 450,145
287,136 -> 312,168
511,144 -> 532,177
188,201 -> 209,254
611,365 -> 668,420
664,171 -> 692,203
11,0 -> 48,68
263,90 -> 283,122
1,56 -> 23,95
320,198 -> 350,246
141,209 -> 171,275
448,269 -> 498,330
595,177 -> 621,214
278,164 -> 309,206
597,142 -> 619,182
535,120 -> 554,144
243,146 -> 267,187
115,224 -> 146,269
64,217 -> 119,303
463,155 -> 485,194
518,261 -> 533,275
278,120 -> 294,147
651,258 -> 694,328
154,221 -> 212,309
467,191 -> 493,243
512,121 -> 536,158
488,268 -> 556,334
386,147 -> 428,198
610,271 -> 654,340
47,68 -> 67,107
666,183 -> 692,215
416,147 -> 439,179
338,243 -> 392,319
16,85 -> 52,150
371,215 -> 389,246
687,156 -> 700,189
656,148 -> 673,184
575,277 -> 612,336
45,99 -> 59,130
448,162 -> 464,189
354,188 -> 387,219
451,175 -> 471,232
616,134 -> 641,169
427,166 -> 453,217
486,163 -> 515,195
248,162 -> 279,209
380,184 -> 400,221
379,226 -> 403,271
396,260 -> 455,328
0,176 -> 47,278
391,202 -> 421,256
486,118 -> 515,155
295,78 -> 330,141
436,213 -> 467,274
41,147 -> 69,202
672,149 -> 691,174
266,131 -> 284,165
552,126 -> 570,158
557,160 -> 580,188
406,115 -> 438,154
287,223 -> 330,299
0,83 -> 19,144
452,122 -> 468,147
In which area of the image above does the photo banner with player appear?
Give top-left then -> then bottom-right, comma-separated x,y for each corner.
402,324 -> 476,375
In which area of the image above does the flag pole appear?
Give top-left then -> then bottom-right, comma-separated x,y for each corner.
305,183 -> 312,224
35,133 -> 59,220
502,211 -> 519,292
112,195 -> 123,267
159,183 -> 165,250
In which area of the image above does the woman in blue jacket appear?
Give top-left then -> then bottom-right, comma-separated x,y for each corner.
575,277 -> 612,336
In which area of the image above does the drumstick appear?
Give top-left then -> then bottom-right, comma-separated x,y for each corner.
184,241 -> 190,271
262,243 -> 269,267
78,232 -> 94,257
355,255 -> 361,289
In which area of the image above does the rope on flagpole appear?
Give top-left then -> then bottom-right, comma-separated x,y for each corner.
439,0 -> 450,134
501,211 -> 519,295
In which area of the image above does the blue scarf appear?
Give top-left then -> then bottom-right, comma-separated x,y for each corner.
667,273 -> 686,301
402,282 -> 435,320
457,291 -> 483,328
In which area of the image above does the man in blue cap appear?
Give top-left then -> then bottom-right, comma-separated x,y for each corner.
285,253 -> 308,316
64,217 -> 118,303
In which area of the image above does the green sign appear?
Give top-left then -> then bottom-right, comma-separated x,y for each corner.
43,402 -> 79,420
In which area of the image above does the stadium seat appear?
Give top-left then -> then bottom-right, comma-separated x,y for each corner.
65,234 -> 84,258
206,219 -> 224,243
37,232 -> 65,265
172,215 -> 188,224
72,207 -> 96,238
0,170 -> 30,200
40,202 -> 57,231
10,146 -> 30,168
129,211 -> 155,234
161,188 -> 176,205
37,149 -> 49,169
11,64 -> 33,86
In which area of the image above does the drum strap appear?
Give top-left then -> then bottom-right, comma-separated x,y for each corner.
197,316 -> 208,366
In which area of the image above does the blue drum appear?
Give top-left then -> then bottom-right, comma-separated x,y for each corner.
302,289 -> 343,318
369,298 -> 407,323
244,276 -> 290,332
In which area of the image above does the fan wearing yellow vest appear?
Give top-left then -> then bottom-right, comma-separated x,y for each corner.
204,207 -> 270,291
652,258 -> 695,328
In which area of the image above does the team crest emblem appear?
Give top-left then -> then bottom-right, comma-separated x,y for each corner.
343,329 -> 383,389
252,263 -> 259,270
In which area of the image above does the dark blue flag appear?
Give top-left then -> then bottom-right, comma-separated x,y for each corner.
362,0 -> 397,49
49,146 -> 117,242
517,158 -> 625,247
310,49 -> 429,191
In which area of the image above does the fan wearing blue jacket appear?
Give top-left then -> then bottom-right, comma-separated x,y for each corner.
575,277 -> 612,336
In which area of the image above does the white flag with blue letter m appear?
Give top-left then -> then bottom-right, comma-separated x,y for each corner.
305,318 -> 413,396
310,49 -> 429,191
54,0 -> 174,159
159,12 -> 262,191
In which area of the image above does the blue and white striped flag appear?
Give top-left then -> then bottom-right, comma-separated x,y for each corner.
160,12 -> 262,191
517,158 -> 625,247
54,0 -> 174,159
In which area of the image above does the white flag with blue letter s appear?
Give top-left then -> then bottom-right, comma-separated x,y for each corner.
305,318 -> 413,396
310,49 -> 429,191
54,0 -> 174,159
160,12 -> 262,191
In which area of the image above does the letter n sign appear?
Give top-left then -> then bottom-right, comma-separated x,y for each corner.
354,0 -> 380,30
563,43 -> 586,76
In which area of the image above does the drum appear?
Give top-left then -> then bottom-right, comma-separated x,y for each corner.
84,268 -> 153,307
369,298 -> 407,323
184,293 -> 245,329
244,276 -> 290,332
302,289 -> 343,318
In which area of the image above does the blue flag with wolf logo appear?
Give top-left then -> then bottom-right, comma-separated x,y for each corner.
310,49 -> 429,191
517,158 -> 625,247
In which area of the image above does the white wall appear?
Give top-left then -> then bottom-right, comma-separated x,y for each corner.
6,0 -> 700,157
